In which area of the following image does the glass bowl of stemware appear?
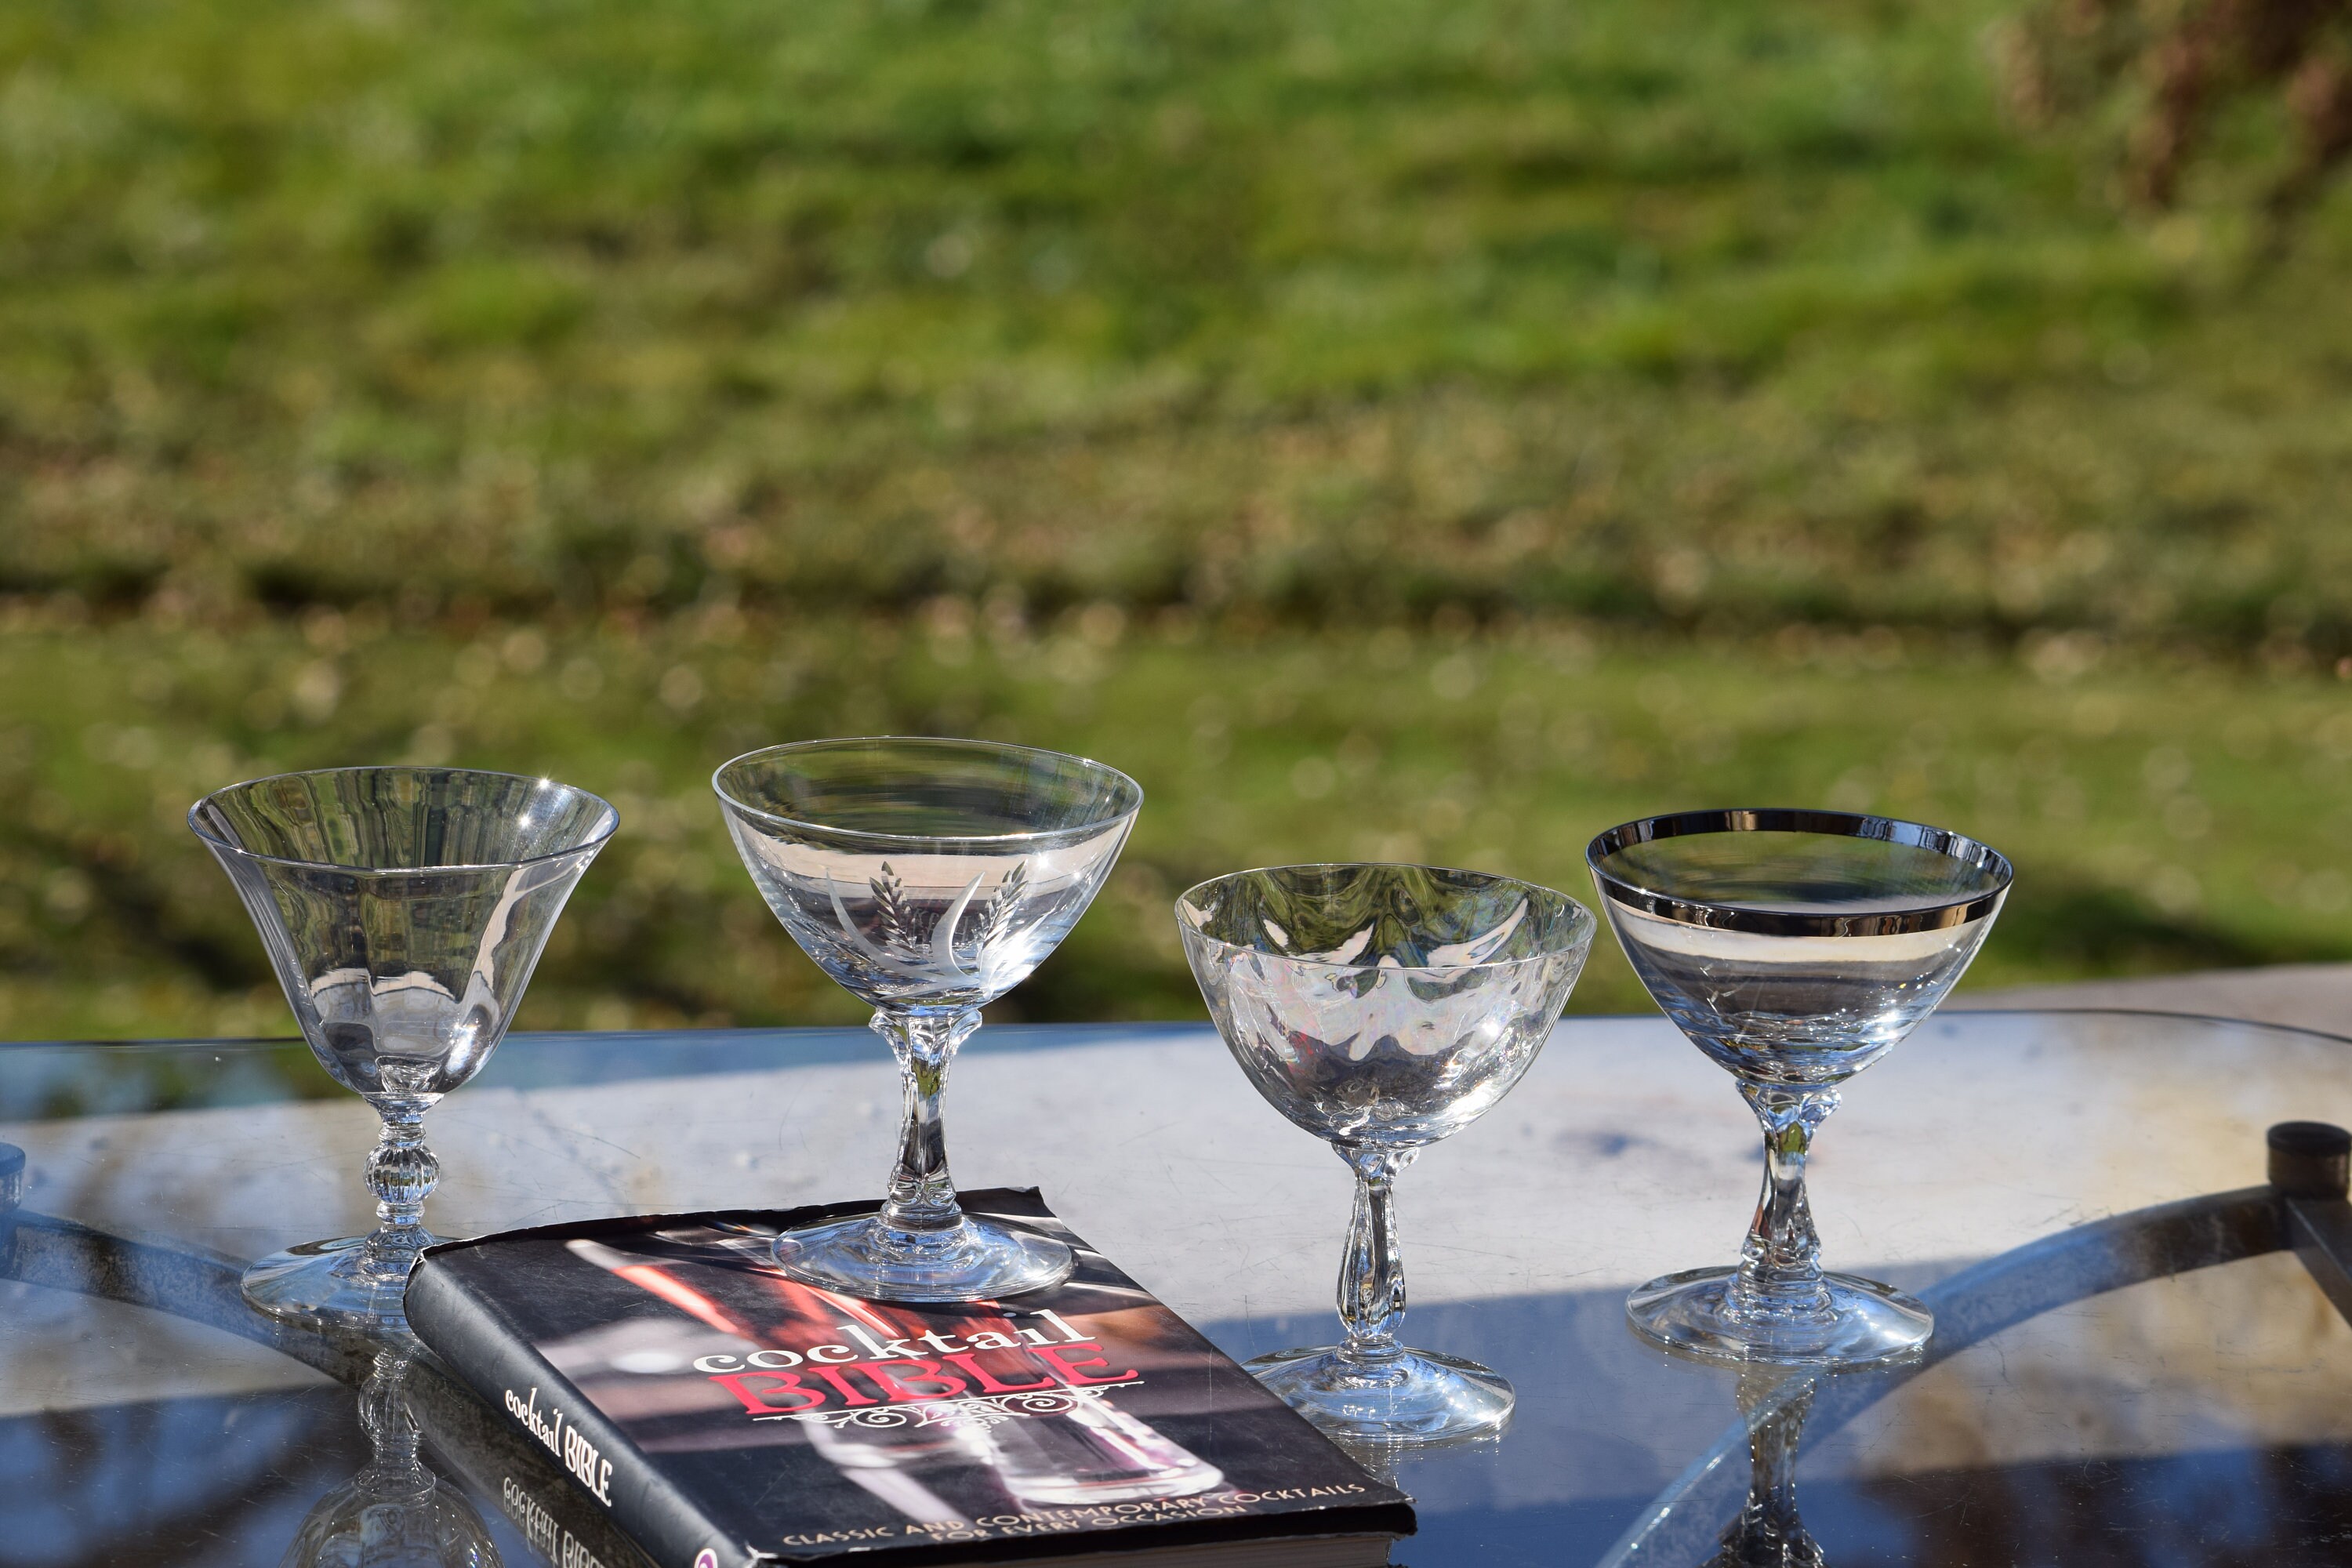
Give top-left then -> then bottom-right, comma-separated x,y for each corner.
1587,808 -> 2012,1367
715,737 -> 1141,1305
191,766 -> 617,1334
1177,863 -> 1593,1443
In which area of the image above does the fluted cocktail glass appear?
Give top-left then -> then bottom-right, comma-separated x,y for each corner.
1588,808 -> 2011,1367
715,738 -> 1140,1304
191,766 -> 616,1333
1178,863 -> 1592,1443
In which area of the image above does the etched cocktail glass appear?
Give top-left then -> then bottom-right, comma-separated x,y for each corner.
191,766 -> 616,1332
1588,809 -> 2012,1367
1177,863 -> 1593,1443
715,737 -> 1140,1304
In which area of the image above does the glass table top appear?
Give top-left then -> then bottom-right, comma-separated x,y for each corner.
4,1008 -> 2351,1566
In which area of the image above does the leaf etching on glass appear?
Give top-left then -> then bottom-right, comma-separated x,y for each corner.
871,864 -> 921,952
969,862 -> 1027,951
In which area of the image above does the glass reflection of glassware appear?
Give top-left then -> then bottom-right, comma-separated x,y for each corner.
280,1350 -> 502,1568
1711,1370 -> 1826,1568
1325,1428 -> 1506,1498
1588,809 -> 2012,1367
1176,863 -> 1594,1443
193,767 -> 616,1332
714,738 -> 1141,1304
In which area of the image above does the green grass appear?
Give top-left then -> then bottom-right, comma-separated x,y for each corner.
7,611 -> 2352,1042
4,0 -> 2352,1043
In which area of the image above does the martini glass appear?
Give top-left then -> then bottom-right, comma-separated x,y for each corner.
714,737 -> 1140,1303
191,766 -> 616,1333
1177,863 -> 1593,1442
1588,808 -> 2012,1367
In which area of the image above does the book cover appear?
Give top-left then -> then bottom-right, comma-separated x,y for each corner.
405,1189 -> 1414,1567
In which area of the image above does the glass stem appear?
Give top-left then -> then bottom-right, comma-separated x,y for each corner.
1716,1370 -> 1824,1568
1336,1147 -> 1417,1370
361,1102 -> 438,1282
358,1350 -> 429,1490
874,1008 -> 981,1240
1731,1083 -> 1839,1323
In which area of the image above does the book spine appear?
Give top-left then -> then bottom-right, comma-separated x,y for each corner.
400,1353 -> 663,1568
405,1258 -> 761,1568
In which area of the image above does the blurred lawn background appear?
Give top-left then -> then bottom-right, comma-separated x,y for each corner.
5,0 -> 2352,1044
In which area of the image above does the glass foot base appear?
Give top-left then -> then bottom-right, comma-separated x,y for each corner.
772,1214 -> 1073,1303
1627,1266 -> 1932,1367
241,1235 -> 432,1336
1246,1345 -> 1514,1444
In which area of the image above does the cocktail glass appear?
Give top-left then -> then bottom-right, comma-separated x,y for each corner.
1176,863 -> 1593,1442
714,737 -> 1141,1304
191,766 -> 616,1332
1587,808 -> 2012,1367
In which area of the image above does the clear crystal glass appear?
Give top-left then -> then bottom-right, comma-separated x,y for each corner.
1709,1369 -> 1825,1568
279,1350 -> 500,1568
1176,863 -> 1593,1443
714,737 -> 1140,1304
1588,808 -> 2013,1367
191,767 -> 615,1334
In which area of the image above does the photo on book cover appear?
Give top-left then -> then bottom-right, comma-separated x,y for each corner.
419,1192 -> 1406,1560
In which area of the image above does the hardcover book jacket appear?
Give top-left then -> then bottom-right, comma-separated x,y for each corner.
405,1189 -> 1414,1567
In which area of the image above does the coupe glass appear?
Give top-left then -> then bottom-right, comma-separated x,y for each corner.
191,767 -> 615,1332
714,737 -> 1140,1304
1587,808 -> 2012,1367
1176,863 -> 1593,1443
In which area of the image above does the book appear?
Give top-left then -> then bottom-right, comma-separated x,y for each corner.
393,1349 -> 665,1568
404,1188 -> 1414,1567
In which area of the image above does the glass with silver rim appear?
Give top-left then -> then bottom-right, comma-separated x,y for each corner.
191,765 -> 617,1334
1587,808 -> 2013,1367
714,737 -> 1141,1304
1177,862 -> 1593,1443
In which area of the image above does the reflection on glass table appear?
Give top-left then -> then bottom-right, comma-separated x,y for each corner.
278,1351 -> 499,1568
5,1010 -> 2352,1566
